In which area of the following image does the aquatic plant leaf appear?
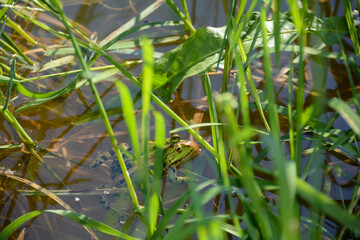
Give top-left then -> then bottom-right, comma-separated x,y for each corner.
143,26 -> 226,102
282,9 -> 348,46
149,9 -> 350,102
14,68 -> 120,113
317,16 -> 348,46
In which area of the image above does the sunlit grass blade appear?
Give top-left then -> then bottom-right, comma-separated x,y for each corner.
234,0 -> 270,132
259,4 -> 298,237
100,0 -> 166,48
203,73 -> 220,153
259,5 -> 280,138
99,51 -> 215,156
139,36 -> 155,235
5,17 -> 37,45
2,57 -> 14,111
141,36 -> 154,145
115,81 -> 140,203
0,172 -> 72,210
0,0 -> 15,20
116,81 -> 140,159
1,30 -> 34,66
0,210 -> 141,240
39,55 -> 75,72
10,4 -> 73,40
149,111 -> 166,235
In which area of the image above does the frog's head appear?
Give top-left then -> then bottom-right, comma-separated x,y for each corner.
164,140 -> 201,168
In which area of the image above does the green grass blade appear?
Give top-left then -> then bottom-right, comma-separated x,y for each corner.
0,0 -> 14,20
260,5 -> 280,139
5,17 -> 37,45
100,51 -> 216,157
273,0 -> 281,67
1,108 -> 35,147
150,181 -> 216,240
1,30 -> 34,66
234,3 -> 270,132
2,57 -> 14,111
140,36 -> 155,235
100,0 -> 166,48
116,81 -> 141,159
342,0 -> 360,57
215,93 -> 274,239
203,73 -> 220,154
287,51 -> 296,160
51,0 -> 139,206
328,98 -> 360,136
0,210 -> 141,240
149,111 -> 166,235
166,0 -> 196,33
141,36 -> 154,141
115,81 -> 141,205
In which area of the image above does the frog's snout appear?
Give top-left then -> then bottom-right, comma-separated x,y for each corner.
185,141 -> 202,158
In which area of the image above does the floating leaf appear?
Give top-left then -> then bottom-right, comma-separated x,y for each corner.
317,16 -> 348,46
142,26 -> 226,102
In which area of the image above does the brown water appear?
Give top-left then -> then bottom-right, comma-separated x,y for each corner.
0,0 -> 358,239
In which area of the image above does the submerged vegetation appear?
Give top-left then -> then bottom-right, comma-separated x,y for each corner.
1,0 -> 360,239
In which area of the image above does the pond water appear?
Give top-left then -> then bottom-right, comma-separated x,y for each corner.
0,0 -> 359,239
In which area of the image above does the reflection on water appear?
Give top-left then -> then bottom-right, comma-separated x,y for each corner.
0,0 -> 359,239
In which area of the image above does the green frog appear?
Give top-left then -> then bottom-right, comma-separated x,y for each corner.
90,135 -> 201,223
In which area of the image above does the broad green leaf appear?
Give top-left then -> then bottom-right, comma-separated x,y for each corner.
317,16 -> 348,46
144,26 -> 226,102
147,9 -> 350,102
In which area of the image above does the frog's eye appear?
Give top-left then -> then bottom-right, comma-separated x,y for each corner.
175,145 -> 183,153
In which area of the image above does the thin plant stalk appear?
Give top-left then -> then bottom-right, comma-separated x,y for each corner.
260,3 -> 298,238
166,0 -> 196,33
51,0 -> 139,206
